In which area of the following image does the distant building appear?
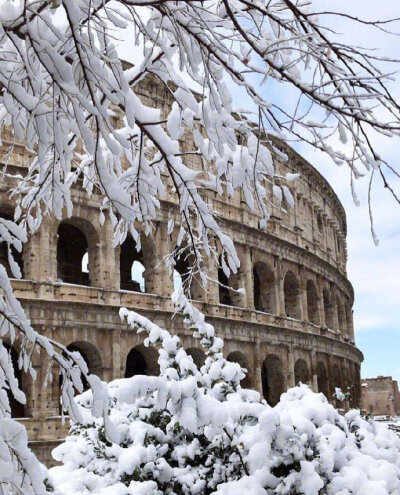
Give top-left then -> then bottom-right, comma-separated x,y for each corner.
361,376 -> 400,417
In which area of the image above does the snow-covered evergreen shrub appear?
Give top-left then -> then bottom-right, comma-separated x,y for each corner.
48,296 -> 400,495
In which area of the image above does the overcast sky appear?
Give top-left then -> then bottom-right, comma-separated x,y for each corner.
118,1 -> 400,383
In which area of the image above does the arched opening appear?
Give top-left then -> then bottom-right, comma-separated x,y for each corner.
253,262 -> 275,313
120,236 -> 147,292
59,342 -> 103,412
323,289 -> 334,329
67,342 -> 102,378
261,355 -> 285,406
227,351 -> 251,388
125,349 -> 147,377
186,347 -> 206,369
57,223 -> 90,285
317,361 -> 329,398
306,280 -> 319,324
218,265 -> 233,306
4,344 -> 26,418
332,364 -> 342,392
173,251 -> 192,298
284,271 -> 301,319
294,359 -> 310,386
0,213 -> 24,278
125,344 -> 159,378
336,296 -> 346,335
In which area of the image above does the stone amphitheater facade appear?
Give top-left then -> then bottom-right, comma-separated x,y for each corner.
0,77 -> 362,465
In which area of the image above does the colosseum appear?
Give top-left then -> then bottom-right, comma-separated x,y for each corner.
0,76 -> 363,465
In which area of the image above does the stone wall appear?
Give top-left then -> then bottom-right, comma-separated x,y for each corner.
361,377 -> 400,417
0,76 -> 362,465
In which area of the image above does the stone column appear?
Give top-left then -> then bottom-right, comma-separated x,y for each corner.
274,255 -> 282,316
348,308 -> 355,340
204,256 -> 219,305
253,338 -> 263,396
101,217 -> 119,290
299,267 -> 307,321
241,245 -> 254,309
151,222 -> 174,297
287,348 -> 295,388
311,351 -> 318,392
24,217 -> 57,282
332,289 -> 340,332
112,327 -> 122,380
276,258 -> 286,317
317,279 -> 325,327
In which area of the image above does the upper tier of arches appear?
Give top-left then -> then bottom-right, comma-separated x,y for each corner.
0,205 -> 355,342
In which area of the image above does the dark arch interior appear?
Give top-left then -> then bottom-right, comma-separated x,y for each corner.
317,362 -> 329,398
262,355 -> 285,406
125,348 -> 147,378
227,351 -> 251,388
120,236 -> 146,292
332,364 -> 342,390
284,271 -> 300,319
173,252 -> 192,297
4,345 -> 25,418
253,262 -> 275,313
294,359 -> 310,385
218,265 -> 233,306
186,347 -> 206,369
323,290 -> 334,329
67,343 -> 90,391
57,223 -> 89,285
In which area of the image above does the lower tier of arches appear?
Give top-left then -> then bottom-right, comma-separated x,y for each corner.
11,297 -> 362,465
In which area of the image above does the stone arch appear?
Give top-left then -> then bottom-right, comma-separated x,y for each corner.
120,235 -> 156,293
57,218 -> 99,286
294,358 -> 310,385
3,344 -> 26,418
216,253 -> 244,307
66,341 -> 103,375
306,280 -> 319,324
186,347 -> 206,369
125,344 -> 159,378
332,363 -> 342,392
227,351 -> 252,388
261,355 -> 285,406
0,211 -> 24,278
283,270 -> 301,319
218,263 -> 233,306
336,295 -> 346,335
323,289 -> 334,329
172,249 -> 203,300
253,261 -> 276,314
59,341 -> 104,403
317,361 -> 329,398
